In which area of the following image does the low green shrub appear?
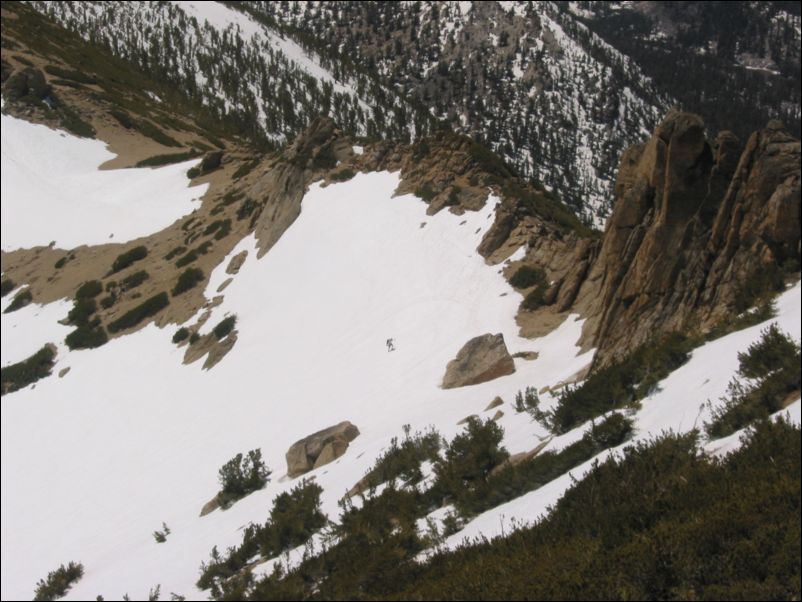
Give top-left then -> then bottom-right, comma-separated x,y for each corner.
509,265 -> 547,289
172,327 -> 189,344
217,448 -> 271,509
54,257 -> 67,269
0,278 -> 15,297
164,246 -> 187,261
33,561 -> 84,601
65,324 -> 108,350
135,151 -> 199,168
330,168 -> 356,182
75,280 -> 102,299
197,480 -> 324,593
121,270 -> 149,291
457,414 -> 633,517
705,324 -> 801,438
107,292 -> 169,333
153,522 -> 170,544
213,315 -> 237,340
172,268 -> 204,296
236,198 -> 258,221
67,297 -> 97,325
110,246 -> 148,274
428,417 -> 508,507
43,64 -> 97,84
1,344 -> 56,396
549,333 -> 694,434
362,427 -> 442,491
4,288 -> 32,313
232,158 -> 260,180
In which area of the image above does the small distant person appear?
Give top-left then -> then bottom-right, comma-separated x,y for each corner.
386,338 -> 395,352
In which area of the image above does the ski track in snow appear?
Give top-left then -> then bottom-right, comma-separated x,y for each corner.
1,167 -> 800,599
0,111 -> 206,251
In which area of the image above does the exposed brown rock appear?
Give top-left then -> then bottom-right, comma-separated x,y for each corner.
573,110 -> 800,366
285,421 -> 360,477
225,250 -> 248,275
489,438 -> 552,477
484,396 -> 504,411
442,333 -> 515,389
199,494 -> 221,517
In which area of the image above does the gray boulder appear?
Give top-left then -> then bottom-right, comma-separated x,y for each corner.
442,333 -> 515,389
286,421 -> 360,477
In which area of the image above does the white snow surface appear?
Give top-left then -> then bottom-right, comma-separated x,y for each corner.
1,168 -> 799,599
1,171 -> 591,600
0,111 -> 206,251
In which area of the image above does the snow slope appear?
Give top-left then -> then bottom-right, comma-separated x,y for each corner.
0,171 -> 591,600
0,111 -> 206,251
1,169 -> 799,599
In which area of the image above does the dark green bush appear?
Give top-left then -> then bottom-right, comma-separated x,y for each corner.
4,288 -> 32,313
245,421 -> 801,601
107,292 -> 169,333
172,327 -> 189,344
1,344 -> 56,396
65,324 -> 108,350
415,182 -> 437,202
520,282 -> 549,311
172,268 -> 204,296
232,158 -> 260,180
110,246 -> 148,274
197,480 -> 324,592
75,280 -> 102,299
152,522 -> 170,544
109,108 -> 134,129
43,64 -> 97,84
164,246 -> 187,261
0,278 -> 15,297
33,561 -> 84,601
213,219 -> 232,241
189,331 -> 201,345
121,270 -> 149,291
705,324 -> 801,438
362,428 -> 442,491
236,198 -> 258,221
549,333 -> 694,434
213,315 -> 237,340
99,295 -> 116,309
509,265 -> 547,289
135,119 -> 181,147
428,417 -> 508,507
457,414 -> 633,517
54,257 -> 67,269
217,448 -> 271,508
67,298 -> 97,324
135,151 -> 199,168
330,168 -> 356,182
175,250 -> 198,268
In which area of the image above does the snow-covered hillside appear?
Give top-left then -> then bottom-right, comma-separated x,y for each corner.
1,110 -> 206,251
2,160 -> 800,599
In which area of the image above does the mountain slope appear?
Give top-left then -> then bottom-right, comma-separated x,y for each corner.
1,4 -> 801,601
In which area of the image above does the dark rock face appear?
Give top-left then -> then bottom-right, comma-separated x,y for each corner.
442,333 -> 516,389
285,421 -> 360,478
577,110 -> 800,366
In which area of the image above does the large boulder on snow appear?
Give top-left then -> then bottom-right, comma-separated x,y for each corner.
286,421 -> 360,477
441,333 -> 515,389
